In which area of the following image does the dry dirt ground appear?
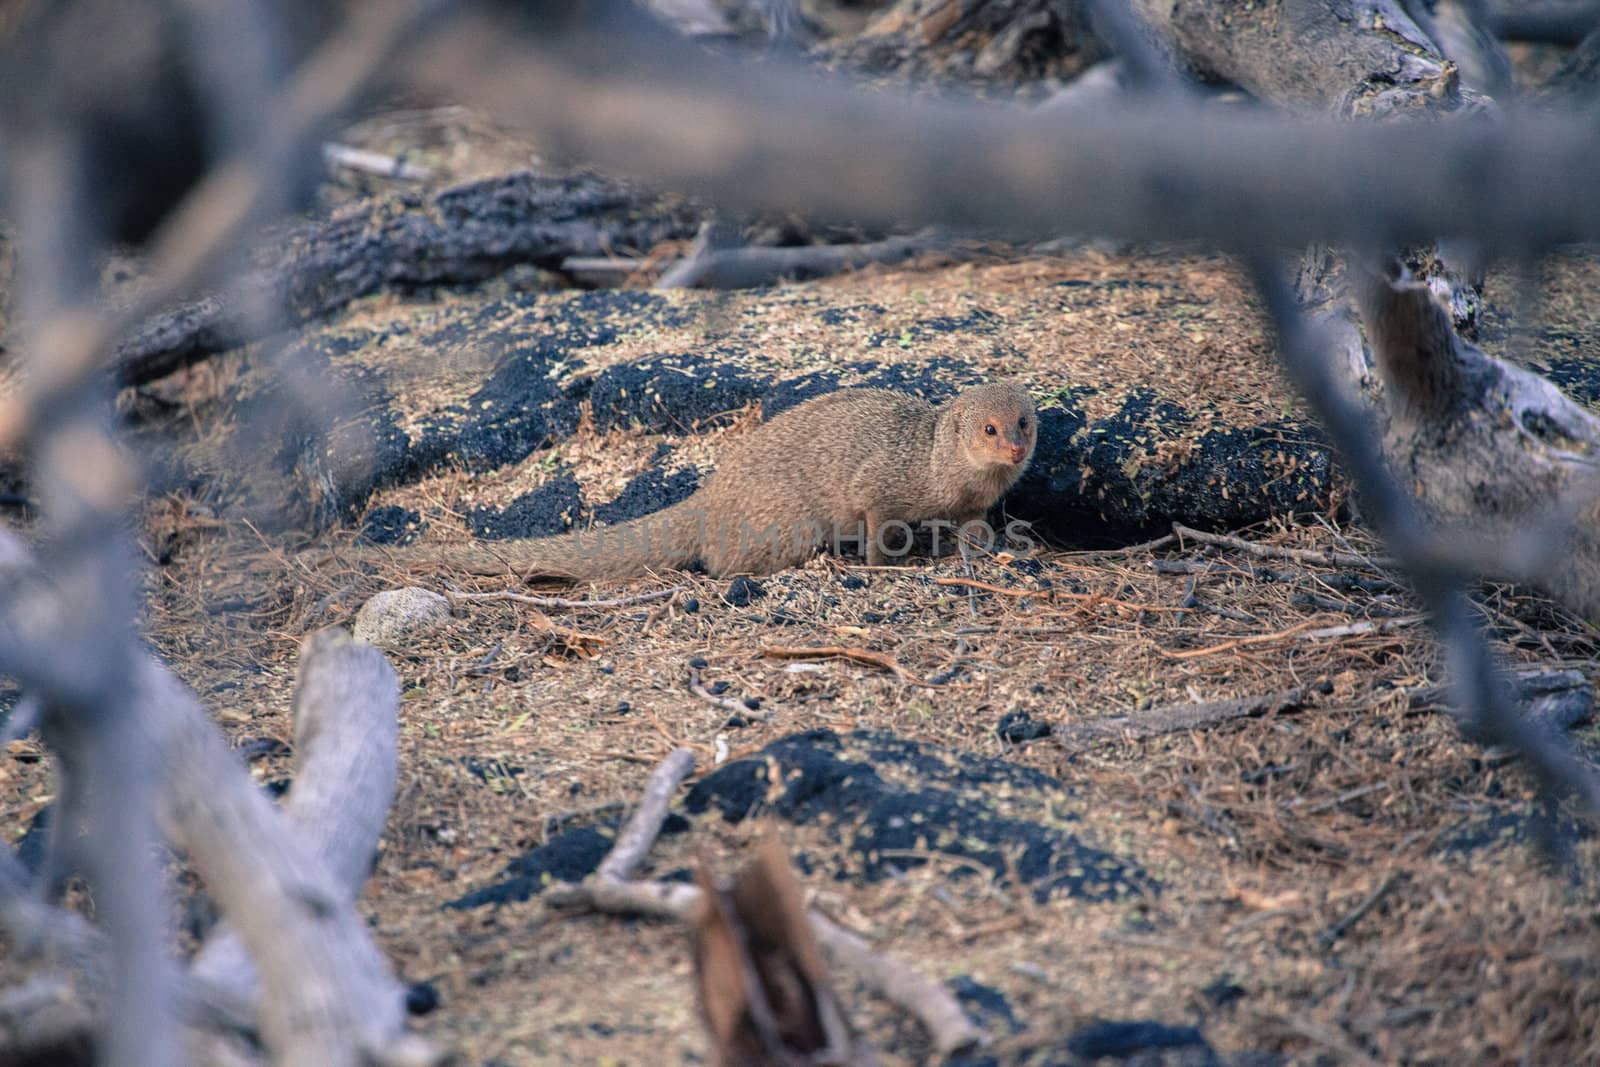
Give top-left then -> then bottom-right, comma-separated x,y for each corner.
9,140 -> 1600,1067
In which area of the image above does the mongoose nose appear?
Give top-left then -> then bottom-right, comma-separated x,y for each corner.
1008,445 -> 1026,464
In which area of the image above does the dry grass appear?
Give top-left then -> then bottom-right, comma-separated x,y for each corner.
6,497 -> 1589,1065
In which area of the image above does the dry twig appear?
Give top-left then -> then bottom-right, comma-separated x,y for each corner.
544,750 -> 982,1057
1172,523 -> 1392,572
760,645 -> 929,686
688,666 -> 759,719
448,586 -> 682,610
1053,688 -> 1313,754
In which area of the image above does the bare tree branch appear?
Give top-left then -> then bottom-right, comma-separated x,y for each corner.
403,1 -> 1600,251
1247,260 -> 1600,817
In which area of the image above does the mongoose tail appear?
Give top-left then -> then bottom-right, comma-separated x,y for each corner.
344,498 -> 709,581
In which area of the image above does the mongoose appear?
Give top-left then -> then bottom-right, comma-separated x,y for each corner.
340,382 -> 1037,582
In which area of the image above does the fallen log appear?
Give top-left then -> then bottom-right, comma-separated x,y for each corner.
1128,0 -> 1495,115
111,169 -> 707,389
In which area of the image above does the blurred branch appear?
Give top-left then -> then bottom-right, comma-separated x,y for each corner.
405,1 -> 1600,251
0,542 -> 435,1065
1485,1 -> 1600,43
1247,260 -> 1600,816
0,4 -> 450,1066
0,0 -> 444,451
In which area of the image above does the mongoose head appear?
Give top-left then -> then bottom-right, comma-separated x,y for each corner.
948,383 -> 1038,472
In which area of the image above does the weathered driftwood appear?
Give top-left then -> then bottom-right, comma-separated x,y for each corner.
1348,261 -> 1600,621
111,169 -> 707,389
189,628 -> 402,1014
0,532 -> 430,1067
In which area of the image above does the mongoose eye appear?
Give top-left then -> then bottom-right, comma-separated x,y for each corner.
984,423 -> 997,436
1018,417 -> 1028,431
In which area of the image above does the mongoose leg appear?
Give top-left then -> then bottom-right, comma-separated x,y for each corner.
864,511 -> 888,567
956,514 -> 985,617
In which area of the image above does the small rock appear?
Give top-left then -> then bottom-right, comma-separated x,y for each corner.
360,505 -> 424,546
353,587 -> 451,649
234,736 -> 291,762
742,697 -> 762,711
996,710 -> 1052,744
723,575 -> 766,606
839,575 -> 867,590
690,656 -> 709,669
405,981 -> 441,1015
1200,974 -> 1246,1009
683,597 -> 700,614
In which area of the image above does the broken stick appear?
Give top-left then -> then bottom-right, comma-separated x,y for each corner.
543,749 -> 981,1057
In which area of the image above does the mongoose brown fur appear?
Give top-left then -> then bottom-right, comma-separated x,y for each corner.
342,382 -> 1038,582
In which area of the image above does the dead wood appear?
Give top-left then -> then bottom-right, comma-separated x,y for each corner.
1172,523 -> 1393,571
542,749 -> 982,1058
1033,59 -> 1127,112
406,3 -> 1600,251
1121,0 -> 1500,335
1129,0 -> 1489,116
111,169 -> 707,389
1548,22 -> 1600,98
1053,687 -> 1313,754
655,234 -> 940,289
1407,668 -> 1594,733
1402,0 -> 1513,97
0,528 -> 431,1066
189,628 -> 402,1011
601,748 -> 697,882
559,255 -> 648,286
320,142 -> 434,182
823,0 -> 1108,90
1253,257 -> 1600,820
448,587 -> 682,611
690,836 -> 859,1066
1350,261 -> 1600,621
142,630 -> 427,1067
690,666 -> 758,718
1486,1 -> 1600,44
